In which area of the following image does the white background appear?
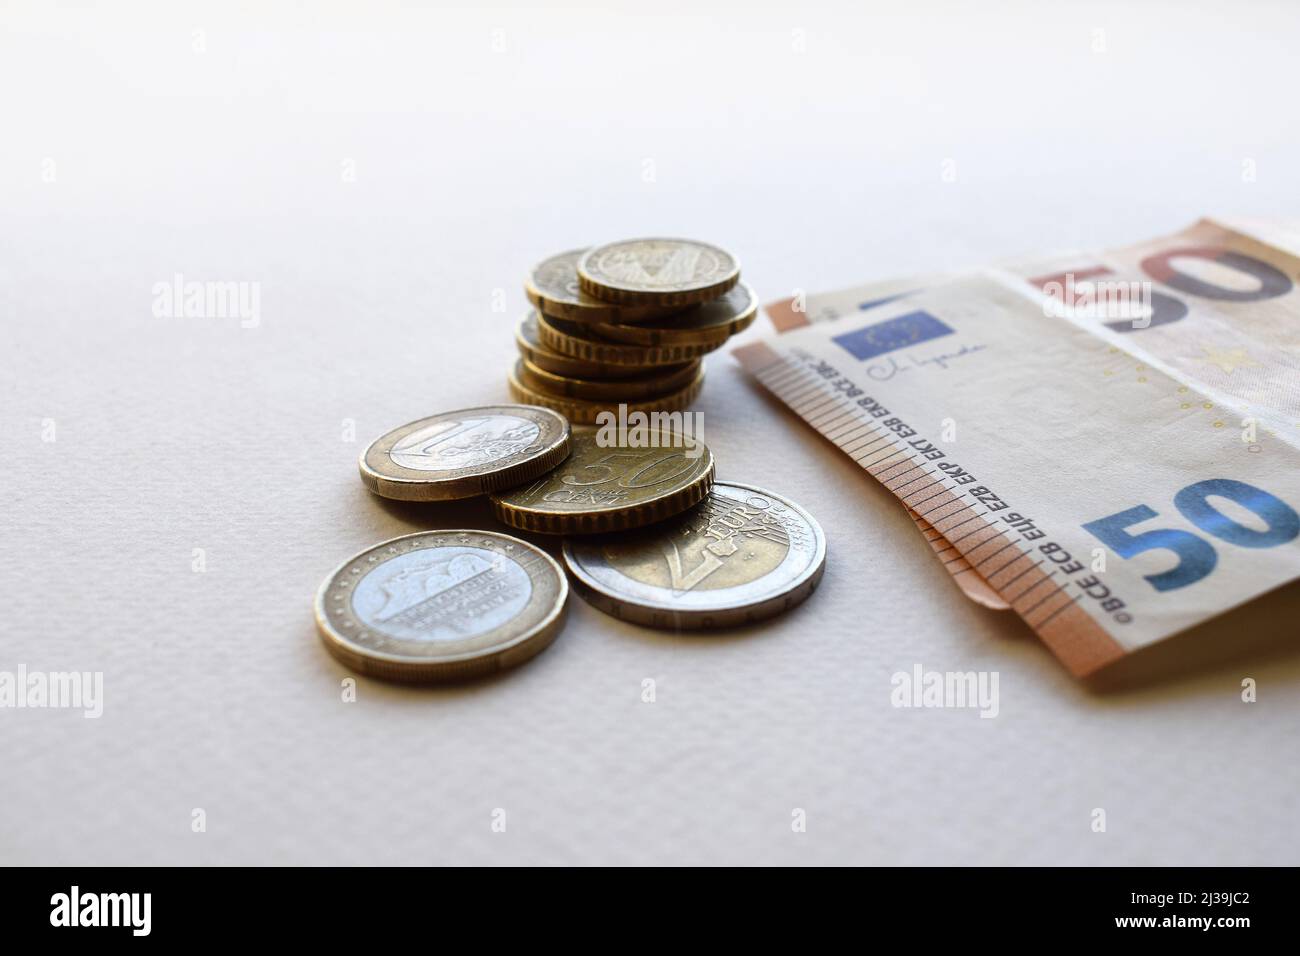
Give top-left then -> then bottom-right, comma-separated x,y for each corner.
3,0 -> 1298,865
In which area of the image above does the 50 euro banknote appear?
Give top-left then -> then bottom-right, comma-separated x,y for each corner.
737,220 -> 1300,676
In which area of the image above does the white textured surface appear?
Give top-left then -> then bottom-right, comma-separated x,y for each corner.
3,0 -> 1299,865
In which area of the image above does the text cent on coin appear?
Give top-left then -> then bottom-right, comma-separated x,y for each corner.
360,405 -> 570,501
562,482 -> 826,628
491,425 -> 714,534
315,530 -> 568,682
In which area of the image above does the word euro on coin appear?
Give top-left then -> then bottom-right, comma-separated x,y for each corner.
562,482 -> 826,628
315,530 -> 568,682
360,405 -> 570,501
577,238 -> 740,307
490,424 -> 714,534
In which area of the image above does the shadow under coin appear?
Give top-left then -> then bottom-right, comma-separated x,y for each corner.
370,492 -> 500,534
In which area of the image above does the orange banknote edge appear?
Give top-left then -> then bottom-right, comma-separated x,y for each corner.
765,295 -> 1012,612
734,338 -> 1126,677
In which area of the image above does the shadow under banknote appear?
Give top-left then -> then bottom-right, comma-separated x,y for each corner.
1082,579 -> 1300,695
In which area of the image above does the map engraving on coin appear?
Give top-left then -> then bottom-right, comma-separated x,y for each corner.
389,415 -> 540,472
360,405 -> 570,501
577,238 -> 741,306
562,482 -> 826,628
315,530 -> 568,681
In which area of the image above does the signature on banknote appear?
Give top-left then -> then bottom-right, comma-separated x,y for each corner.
737,218 -> 1300,677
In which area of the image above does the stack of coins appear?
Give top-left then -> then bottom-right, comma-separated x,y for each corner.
322,267 -> 829,684
512,239 -> 756,423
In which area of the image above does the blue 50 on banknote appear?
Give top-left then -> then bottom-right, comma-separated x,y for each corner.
738,220 -> 1300,675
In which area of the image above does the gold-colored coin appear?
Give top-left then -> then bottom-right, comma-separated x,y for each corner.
525,249 -> 684,325
314,530 -> 568,683
518,355 -> 702,401
360,405 -> 571,501
491,425 -> 714,534
535,311 -> 725,367
587,282 -> 757,347
577,238 -> 740,307
514,313 -> 659,379
562,482 -> 826,629
507,359 -> 704,425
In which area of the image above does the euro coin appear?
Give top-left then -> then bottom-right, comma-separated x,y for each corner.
562,482 -> 826,628
588,282 -> 757,347
514,313 -> 657,379
577,238 -> 741,307
517,356 -> 702,401
508,359 -> 704,425
526,249 -> 683,325
315,530 -> 568,682
360,405 -> 570,501
490,424 -> 714,534
536,310 -> 725,366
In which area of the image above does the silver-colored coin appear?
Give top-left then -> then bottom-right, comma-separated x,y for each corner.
577,238 -> 741,307
360,405 -> 570,501
562,482 -> 826,628
315,530 -> 568,682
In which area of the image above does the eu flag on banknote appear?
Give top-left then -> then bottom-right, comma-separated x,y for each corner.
831,310 -> 955,361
